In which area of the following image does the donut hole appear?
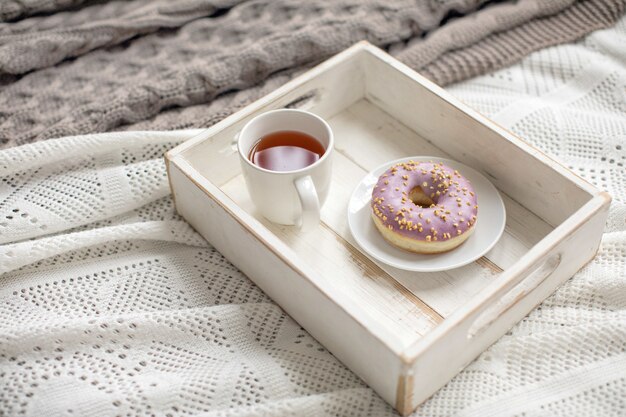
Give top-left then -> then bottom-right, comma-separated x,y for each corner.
408,186 -> 435,208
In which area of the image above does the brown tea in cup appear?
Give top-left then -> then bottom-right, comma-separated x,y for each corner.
248,130 -> 325,172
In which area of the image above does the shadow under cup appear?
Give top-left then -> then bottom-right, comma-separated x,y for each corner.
237,109 -> 334,226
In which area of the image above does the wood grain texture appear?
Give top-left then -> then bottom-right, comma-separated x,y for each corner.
361,47 -> 596,227
168,158 -> 406,403
221,172 -> 443,350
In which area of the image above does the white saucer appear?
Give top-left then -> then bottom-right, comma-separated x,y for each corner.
347,157 -> 506,272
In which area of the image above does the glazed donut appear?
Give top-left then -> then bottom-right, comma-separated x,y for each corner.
371,160 -> 478,254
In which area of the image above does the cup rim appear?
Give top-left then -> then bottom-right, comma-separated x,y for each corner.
237,108 -> 334,175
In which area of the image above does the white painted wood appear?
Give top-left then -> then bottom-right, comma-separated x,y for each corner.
361,47 -> 595,228
400,193 -> 609,415
165,43 -> 610,416
220,171 -> 442,350
168,160 -> 405,405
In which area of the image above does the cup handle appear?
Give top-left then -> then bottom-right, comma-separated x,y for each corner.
294,175 -> 320,231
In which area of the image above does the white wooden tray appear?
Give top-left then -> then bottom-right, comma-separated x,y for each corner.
165,42 -> 610,415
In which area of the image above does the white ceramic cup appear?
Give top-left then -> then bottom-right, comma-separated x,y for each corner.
237,109 -> 334,231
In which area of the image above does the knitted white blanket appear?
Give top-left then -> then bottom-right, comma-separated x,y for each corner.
1,16 -> 625,417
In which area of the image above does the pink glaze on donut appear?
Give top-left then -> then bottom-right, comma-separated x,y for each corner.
371,161 -> 478,242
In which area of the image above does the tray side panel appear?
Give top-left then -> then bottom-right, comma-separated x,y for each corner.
167,158 -> 404,406
401,194 -> 610,414
177,48 -> 366,188
362,49 -> 594,228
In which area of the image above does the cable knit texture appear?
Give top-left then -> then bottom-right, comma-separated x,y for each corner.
0,0 -> 624,148
1,11 -> 626,417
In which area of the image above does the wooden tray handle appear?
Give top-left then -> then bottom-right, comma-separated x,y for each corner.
228,89 -> 322,153
467,253 -> 561,339
283,89 -> 321,110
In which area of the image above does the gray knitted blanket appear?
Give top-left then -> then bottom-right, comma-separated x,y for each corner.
0,0 -> 624,148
